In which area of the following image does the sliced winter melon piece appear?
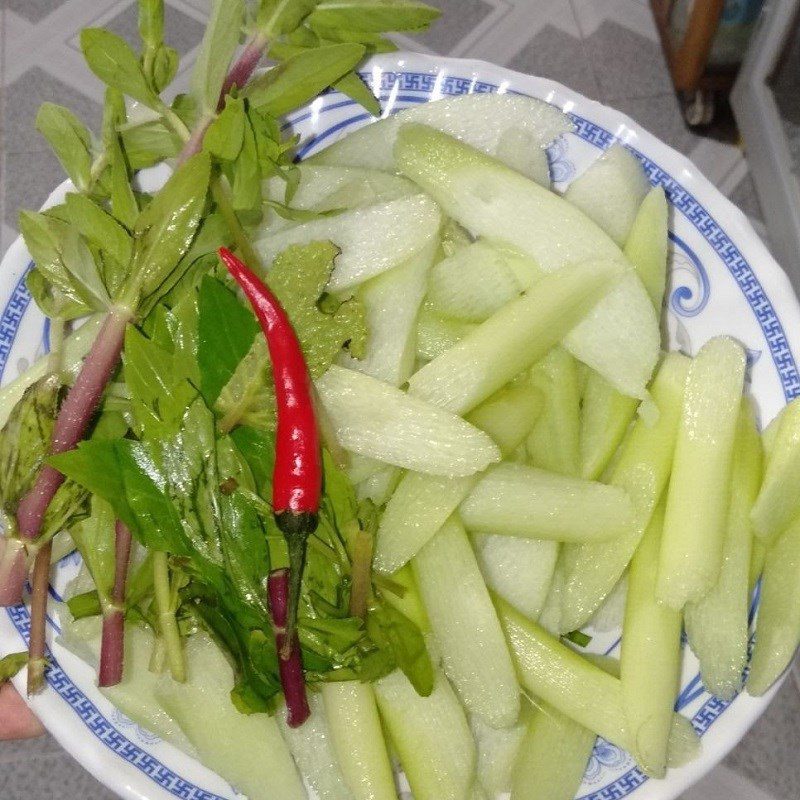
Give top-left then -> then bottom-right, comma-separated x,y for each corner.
315,365 -> 500,476
564,144 -> 650,246
471,710 -> 528,797
416,307 -> 476,362
256,194 -> 441,293
396,124 -> 659,398
466,384 -> 543,457
340,238 -> 436,385
154,632 -> 305,800
310,92 -> 572,180
264,163 -> 418,231
624,186 -> 669,309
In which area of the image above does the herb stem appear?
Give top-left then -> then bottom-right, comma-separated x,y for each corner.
211,176 -> 265,271
98,520 -> 132,687
348,528 -> 373,620
153,551 -> 185,683
220,31 -> 269,101
26,539 -> 52,695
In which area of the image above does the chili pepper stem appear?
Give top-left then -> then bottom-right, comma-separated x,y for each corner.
268,569 -> 310,727
98,520 -> 133,688
27,539 -> 52,695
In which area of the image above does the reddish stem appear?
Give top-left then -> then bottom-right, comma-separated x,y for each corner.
175,117 -> 212,167
99,520 -> 133,688
220,34 -> 268,103
268,569 -> 310,727
27,540 -> 52,695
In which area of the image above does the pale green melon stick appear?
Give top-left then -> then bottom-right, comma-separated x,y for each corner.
407,259 -> 622,415
657,337 -> 746,610
685,400 -> 762,701
466,384 -> 543,458
412,516 -> 520,728
511,701 -> 596,800
747,516 -> 800,695
580,187 -> 668,481
322,681 -> 397,800
621,500 -> 681,778
527,346 -> 581,477
559,352 -> 690,633
374,668 -> 477,800
750,397 -> 800,542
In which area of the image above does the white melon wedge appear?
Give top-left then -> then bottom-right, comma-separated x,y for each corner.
407,259 -> 623,415
413,516 -> 521,728
624,186 -> 669,309
264,163 -> 418,231
374,471 -> 478,574
416,307 -> 476,361
316,365 -> 500,476
684,401 -> 762,701
426,240 -> 539,322
277,693 -> 352,800
256,194 -> 441,293
559,353 -> 690,633
471,711 -> 528,797
750,396 -> 800,542
155,633 -> 305,800
466,385 -> 543,457
511,702 -> 596,800
460,462 -> 636,542
396,124 -> 659,398
310,92 -> 572,180
341,238 -> 437,385
472,533 -> 559,621
657,337 -> 746,610
375,668 -> 477,800
322,681 -> 397,800
564,144 -> 651,246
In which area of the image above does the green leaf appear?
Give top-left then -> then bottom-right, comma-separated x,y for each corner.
123,325 -> 198,438
191,0 -> 246,115
66,590 -> 103,620
80,28 -> 160,109
129,152 -> 211,303
35,104 -> 94,192
49,438 -> 190,556
257,0 -> 318,37
65,193 -> 133,267
69,495 -> 117,605
26,269 -> 90,321
333,70 -> 380,116
230,114 -> 262,214
152,45 -> 180,93
0,653 -> 27,683
230,426 -> 276,494
246,43 -> 365,117
102,89 -> 140,229
367,602 -> 434,696
204,97 -> 246,161
198,276 -> 258,404
119,119 -> 181,169
307,0 -> 440,32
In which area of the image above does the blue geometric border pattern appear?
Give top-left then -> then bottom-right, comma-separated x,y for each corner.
0,266 -> 33,384
5,604 -> 227,800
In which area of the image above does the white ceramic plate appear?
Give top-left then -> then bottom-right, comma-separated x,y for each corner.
0,52 -> 795,800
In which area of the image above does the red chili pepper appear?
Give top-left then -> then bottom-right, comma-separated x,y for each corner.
218,247 -> 320,727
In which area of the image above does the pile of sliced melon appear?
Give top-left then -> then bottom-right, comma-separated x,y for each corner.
61,93 -> 800,800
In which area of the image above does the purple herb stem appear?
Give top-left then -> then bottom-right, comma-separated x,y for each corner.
99,520 -> 133,688
268,568 -> 310,727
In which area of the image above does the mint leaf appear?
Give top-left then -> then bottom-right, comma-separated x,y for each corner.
333,70 -> 381,117
308,0 -> 440,32
65,193 -> 133,267
204,97 -> 246,161
102,89 -> 140,229
198,276 -> 258,404
35,104 -> 94,192
119,119 -> 181,169
230,113 -> 262,214
80,28 -> 159,109
0,653 -> 27,683
230,426 -> 276,494
246,43 -> 365,117
191,0 -> 245,116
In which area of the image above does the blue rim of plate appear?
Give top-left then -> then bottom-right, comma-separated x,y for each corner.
0,67 -> 791,800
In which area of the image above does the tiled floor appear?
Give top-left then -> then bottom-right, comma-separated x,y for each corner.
0,1 -> 798,799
